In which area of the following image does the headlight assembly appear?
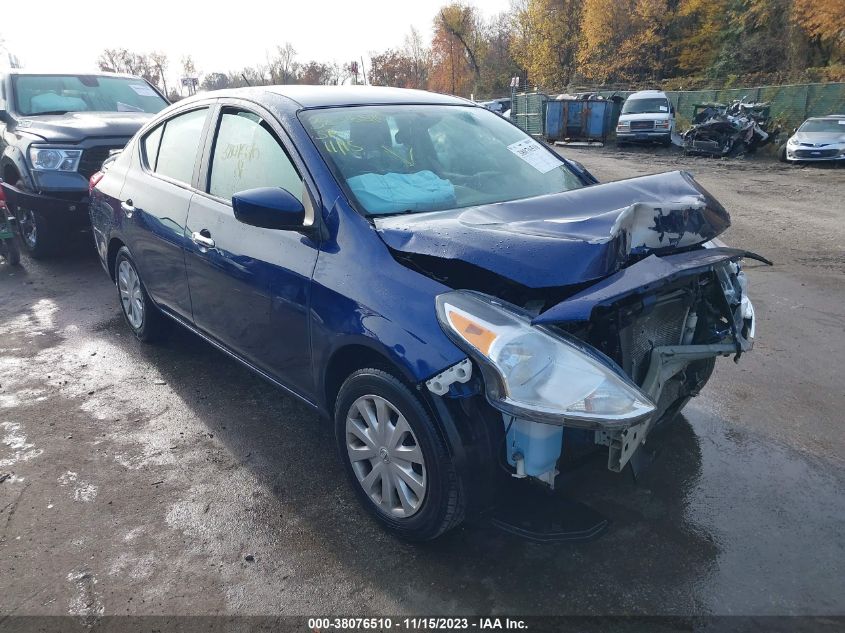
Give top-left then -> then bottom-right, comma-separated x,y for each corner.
435,290 -> 655,429
29,146 -> 83,172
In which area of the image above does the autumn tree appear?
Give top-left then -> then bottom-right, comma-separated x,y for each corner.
299,61 -> 340,85
478,11 -> 521,96
793,0 -> 845,64
577,0 -> 674,83
511,0 -> 581,89
96,49 -> 168,92
429,3 -> 480,95
404,27 -> 431,88
201,72 -> 230,91
150,52 -> 169,96
268,43 -> 299,84
673,0 -> 724,75
370,49 -> 422,87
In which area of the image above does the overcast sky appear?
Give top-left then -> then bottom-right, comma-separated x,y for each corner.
2,0 -> 512,85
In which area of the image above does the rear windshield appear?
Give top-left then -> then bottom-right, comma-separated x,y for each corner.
12,74 -> 168,116
798,119 -> 845,133
300,105 -> 584,216
622,98 -> 670,115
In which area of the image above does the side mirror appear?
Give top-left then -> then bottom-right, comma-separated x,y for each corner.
232,187 -> 306,230
0,109 -> 9,124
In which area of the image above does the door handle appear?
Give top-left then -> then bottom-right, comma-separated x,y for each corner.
120,199 -> 134,216
191,230 -> 215,249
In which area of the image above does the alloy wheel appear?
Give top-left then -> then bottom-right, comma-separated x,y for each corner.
16,209 -> 37,249
345,394 -> 427,518
117,259 -> 144,330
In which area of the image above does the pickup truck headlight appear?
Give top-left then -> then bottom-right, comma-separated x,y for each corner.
435,290 -> 655,428
29,147 -> 83,172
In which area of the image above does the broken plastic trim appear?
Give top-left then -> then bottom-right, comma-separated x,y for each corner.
425,358 -> 472,396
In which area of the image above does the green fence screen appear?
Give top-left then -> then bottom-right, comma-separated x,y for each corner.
513,83 -> 845,136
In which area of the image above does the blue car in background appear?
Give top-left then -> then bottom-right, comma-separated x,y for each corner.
89,86 -> 759,540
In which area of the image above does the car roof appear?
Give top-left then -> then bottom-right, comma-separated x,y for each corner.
628,90 -> 668,99
186,85 -> 474,109
805,115 -> 845,122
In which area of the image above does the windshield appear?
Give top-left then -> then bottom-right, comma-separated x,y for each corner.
300,105 -> 583,216
12,74 -> 168,116
622,97 -> 670,115
799,119 -> 845,133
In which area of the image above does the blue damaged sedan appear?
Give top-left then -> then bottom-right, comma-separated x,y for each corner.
89,86 -> 761,540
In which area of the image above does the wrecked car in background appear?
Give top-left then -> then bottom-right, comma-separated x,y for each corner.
683,99 -> 775,157
781,115 -> 845,163
89,86 -> 761,540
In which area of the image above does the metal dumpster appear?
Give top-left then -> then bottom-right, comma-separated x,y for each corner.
545,97 -> 619,143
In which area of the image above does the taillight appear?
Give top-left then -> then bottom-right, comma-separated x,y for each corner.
0,184 -> 6,210
89,171 -> 105,194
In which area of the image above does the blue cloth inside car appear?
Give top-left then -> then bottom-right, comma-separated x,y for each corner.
346,170 -> 456,215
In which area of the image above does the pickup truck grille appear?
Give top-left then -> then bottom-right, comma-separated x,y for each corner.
630,120 -> 655,131
79,146 -> 121,179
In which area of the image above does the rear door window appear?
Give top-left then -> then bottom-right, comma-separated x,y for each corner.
207,108 -> 302,202
150,108 -> 208,185
142,124 -> 164,170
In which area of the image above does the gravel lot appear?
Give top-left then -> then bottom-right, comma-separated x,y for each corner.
1,146 -> 843,622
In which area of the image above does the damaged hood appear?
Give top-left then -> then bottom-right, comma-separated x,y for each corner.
374,170 -> 730,288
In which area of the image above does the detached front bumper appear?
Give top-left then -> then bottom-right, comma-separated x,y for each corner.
0,181 -> 89,226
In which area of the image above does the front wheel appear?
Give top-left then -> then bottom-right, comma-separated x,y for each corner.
1,237 -> 21,266
114,246 -> 168,342
13,181 -> 58,259
335,368 -> 464,540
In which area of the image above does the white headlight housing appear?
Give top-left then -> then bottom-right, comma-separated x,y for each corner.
435,291 -> 655,429
29,146 -> 83,172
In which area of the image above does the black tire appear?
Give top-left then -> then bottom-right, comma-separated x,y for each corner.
2,237 -> 21,266
14,180 -> 59,259
334,368 -> 464,541
777,143 -> 788,163
114,246 -> 168,343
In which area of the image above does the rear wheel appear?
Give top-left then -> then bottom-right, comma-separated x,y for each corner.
335,368 -> 464,540
114,246 -> 168,342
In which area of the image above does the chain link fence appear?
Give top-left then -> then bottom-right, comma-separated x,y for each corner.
513,82 -> 845,137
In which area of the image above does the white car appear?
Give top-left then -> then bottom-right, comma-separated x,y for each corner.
783,115 -> 845,162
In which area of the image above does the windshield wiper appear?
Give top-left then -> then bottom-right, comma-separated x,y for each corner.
30,110 -> 72,116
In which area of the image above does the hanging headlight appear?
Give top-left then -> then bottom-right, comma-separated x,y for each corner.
436,290 -> 655,429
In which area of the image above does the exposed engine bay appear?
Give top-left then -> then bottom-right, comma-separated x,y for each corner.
384,170 -> 767,485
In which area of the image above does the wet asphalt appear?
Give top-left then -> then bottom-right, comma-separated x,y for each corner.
1,149 -> 844,619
